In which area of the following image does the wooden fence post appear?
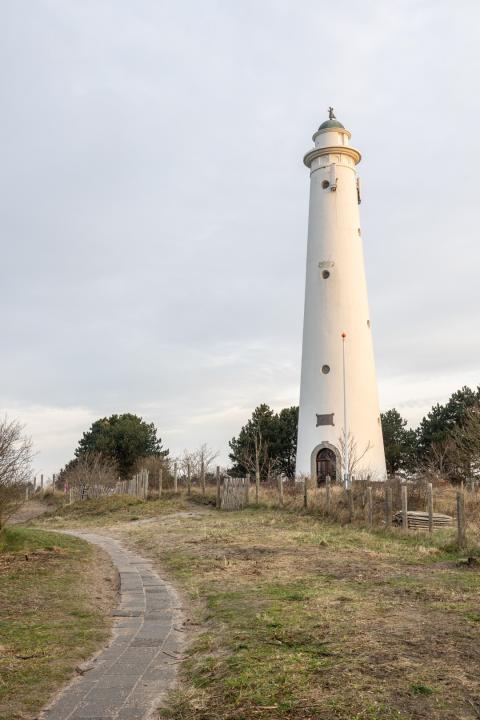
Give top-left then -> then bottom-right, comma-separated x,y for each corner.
40,474 -> 44,489
201,459 -> 206,496
245,472 -> 250,505
173,462 -> 178,493
216,466 -> 221,508
33,476 -> 36,491
457,490 -> 466,549
401,483 -> 408,533
25,485 -> 29,501
304,476 -> 308,509
385,485 -> 393,528
187,462 -> 191,496
367,486 -> 373,527
278,476 -> 284,507
52,473 -> 56,492
347,488 -> 354,523
159,468 -> 163,498
325,475 -> 331,514
427,482 -> 434,534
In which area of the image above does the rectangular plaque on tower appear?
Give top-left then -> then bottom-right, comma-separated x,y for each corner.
316,413 -> 335,427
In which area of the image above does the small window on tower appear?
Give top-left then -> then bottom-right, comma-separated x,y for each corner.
322,180 -> 330,189
322,270 -> 330,279
322,365 -> 330,374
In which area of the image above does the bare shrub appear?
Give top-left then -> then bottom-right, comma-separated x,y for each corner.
62,452 -> 118,498
0,416 -> 34,529
178,445 -> 219,491
338,431 -> 373,482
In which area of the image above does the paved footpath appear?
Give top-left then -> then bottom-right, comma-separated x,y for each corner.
40,530 -> 184,720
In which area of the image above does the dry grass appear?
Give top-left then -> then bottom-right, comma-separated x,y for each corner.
0,526 -> 116,720
122,503 -> 480,720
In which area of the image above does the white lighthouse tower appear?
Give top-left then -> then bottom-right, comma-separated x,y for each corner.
295,109 -> 386,484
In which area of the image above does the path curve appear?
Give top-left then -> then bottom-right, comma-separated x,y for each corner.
40,530 -> 184,720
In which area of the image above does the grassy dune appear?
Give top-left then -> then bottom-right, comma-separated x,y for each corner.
0,526 -> 116,720
36,492 -> 190,527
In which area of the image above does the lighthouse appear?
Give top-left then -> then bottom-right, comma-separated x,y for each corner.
295,109 -> 386,484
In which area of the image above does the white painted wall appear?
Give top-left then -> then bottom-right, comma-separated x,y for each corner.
295,121 -> 387,481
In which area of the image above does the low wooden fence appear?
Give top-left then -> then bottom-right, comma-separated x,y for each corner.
56,463 -> 477,548
212,474 -> 476,548
66,469 -> 150,503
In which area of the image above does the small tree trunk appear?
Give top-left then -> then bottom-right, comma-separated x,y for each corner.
245,472 -> 250,505
173,462 -> 178,493
201,459 -> 206,496
187,462 -> 191,496
159,468 -> 163,498
278,476 -> 284,507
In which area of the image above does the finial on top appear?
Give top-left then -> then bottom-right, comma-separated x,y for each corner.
328,106 -> 336,120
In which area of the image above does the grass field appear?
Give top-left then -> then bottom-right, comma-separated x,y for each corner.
33,491 -> 480,719
0,526 -> 116,720
118,501 -> 480,720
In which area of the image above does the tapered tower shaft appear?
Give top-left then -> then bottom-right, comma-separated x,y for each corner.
295,111 -> 386,483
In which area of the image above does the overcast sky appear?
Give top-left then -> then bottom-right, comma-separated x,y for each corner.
1,0 -> 479,477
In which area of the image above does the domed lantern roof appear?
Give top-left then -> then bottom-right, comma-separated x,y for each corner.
318,107 -> 345,131
318,117 -> 345,130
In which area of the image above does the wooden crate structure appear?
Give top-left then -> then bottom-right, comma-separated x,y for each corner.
393,510 -> 453,530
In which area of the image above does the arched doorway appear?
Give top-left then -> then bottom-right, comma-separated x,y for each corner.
316,447 -> 336,485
